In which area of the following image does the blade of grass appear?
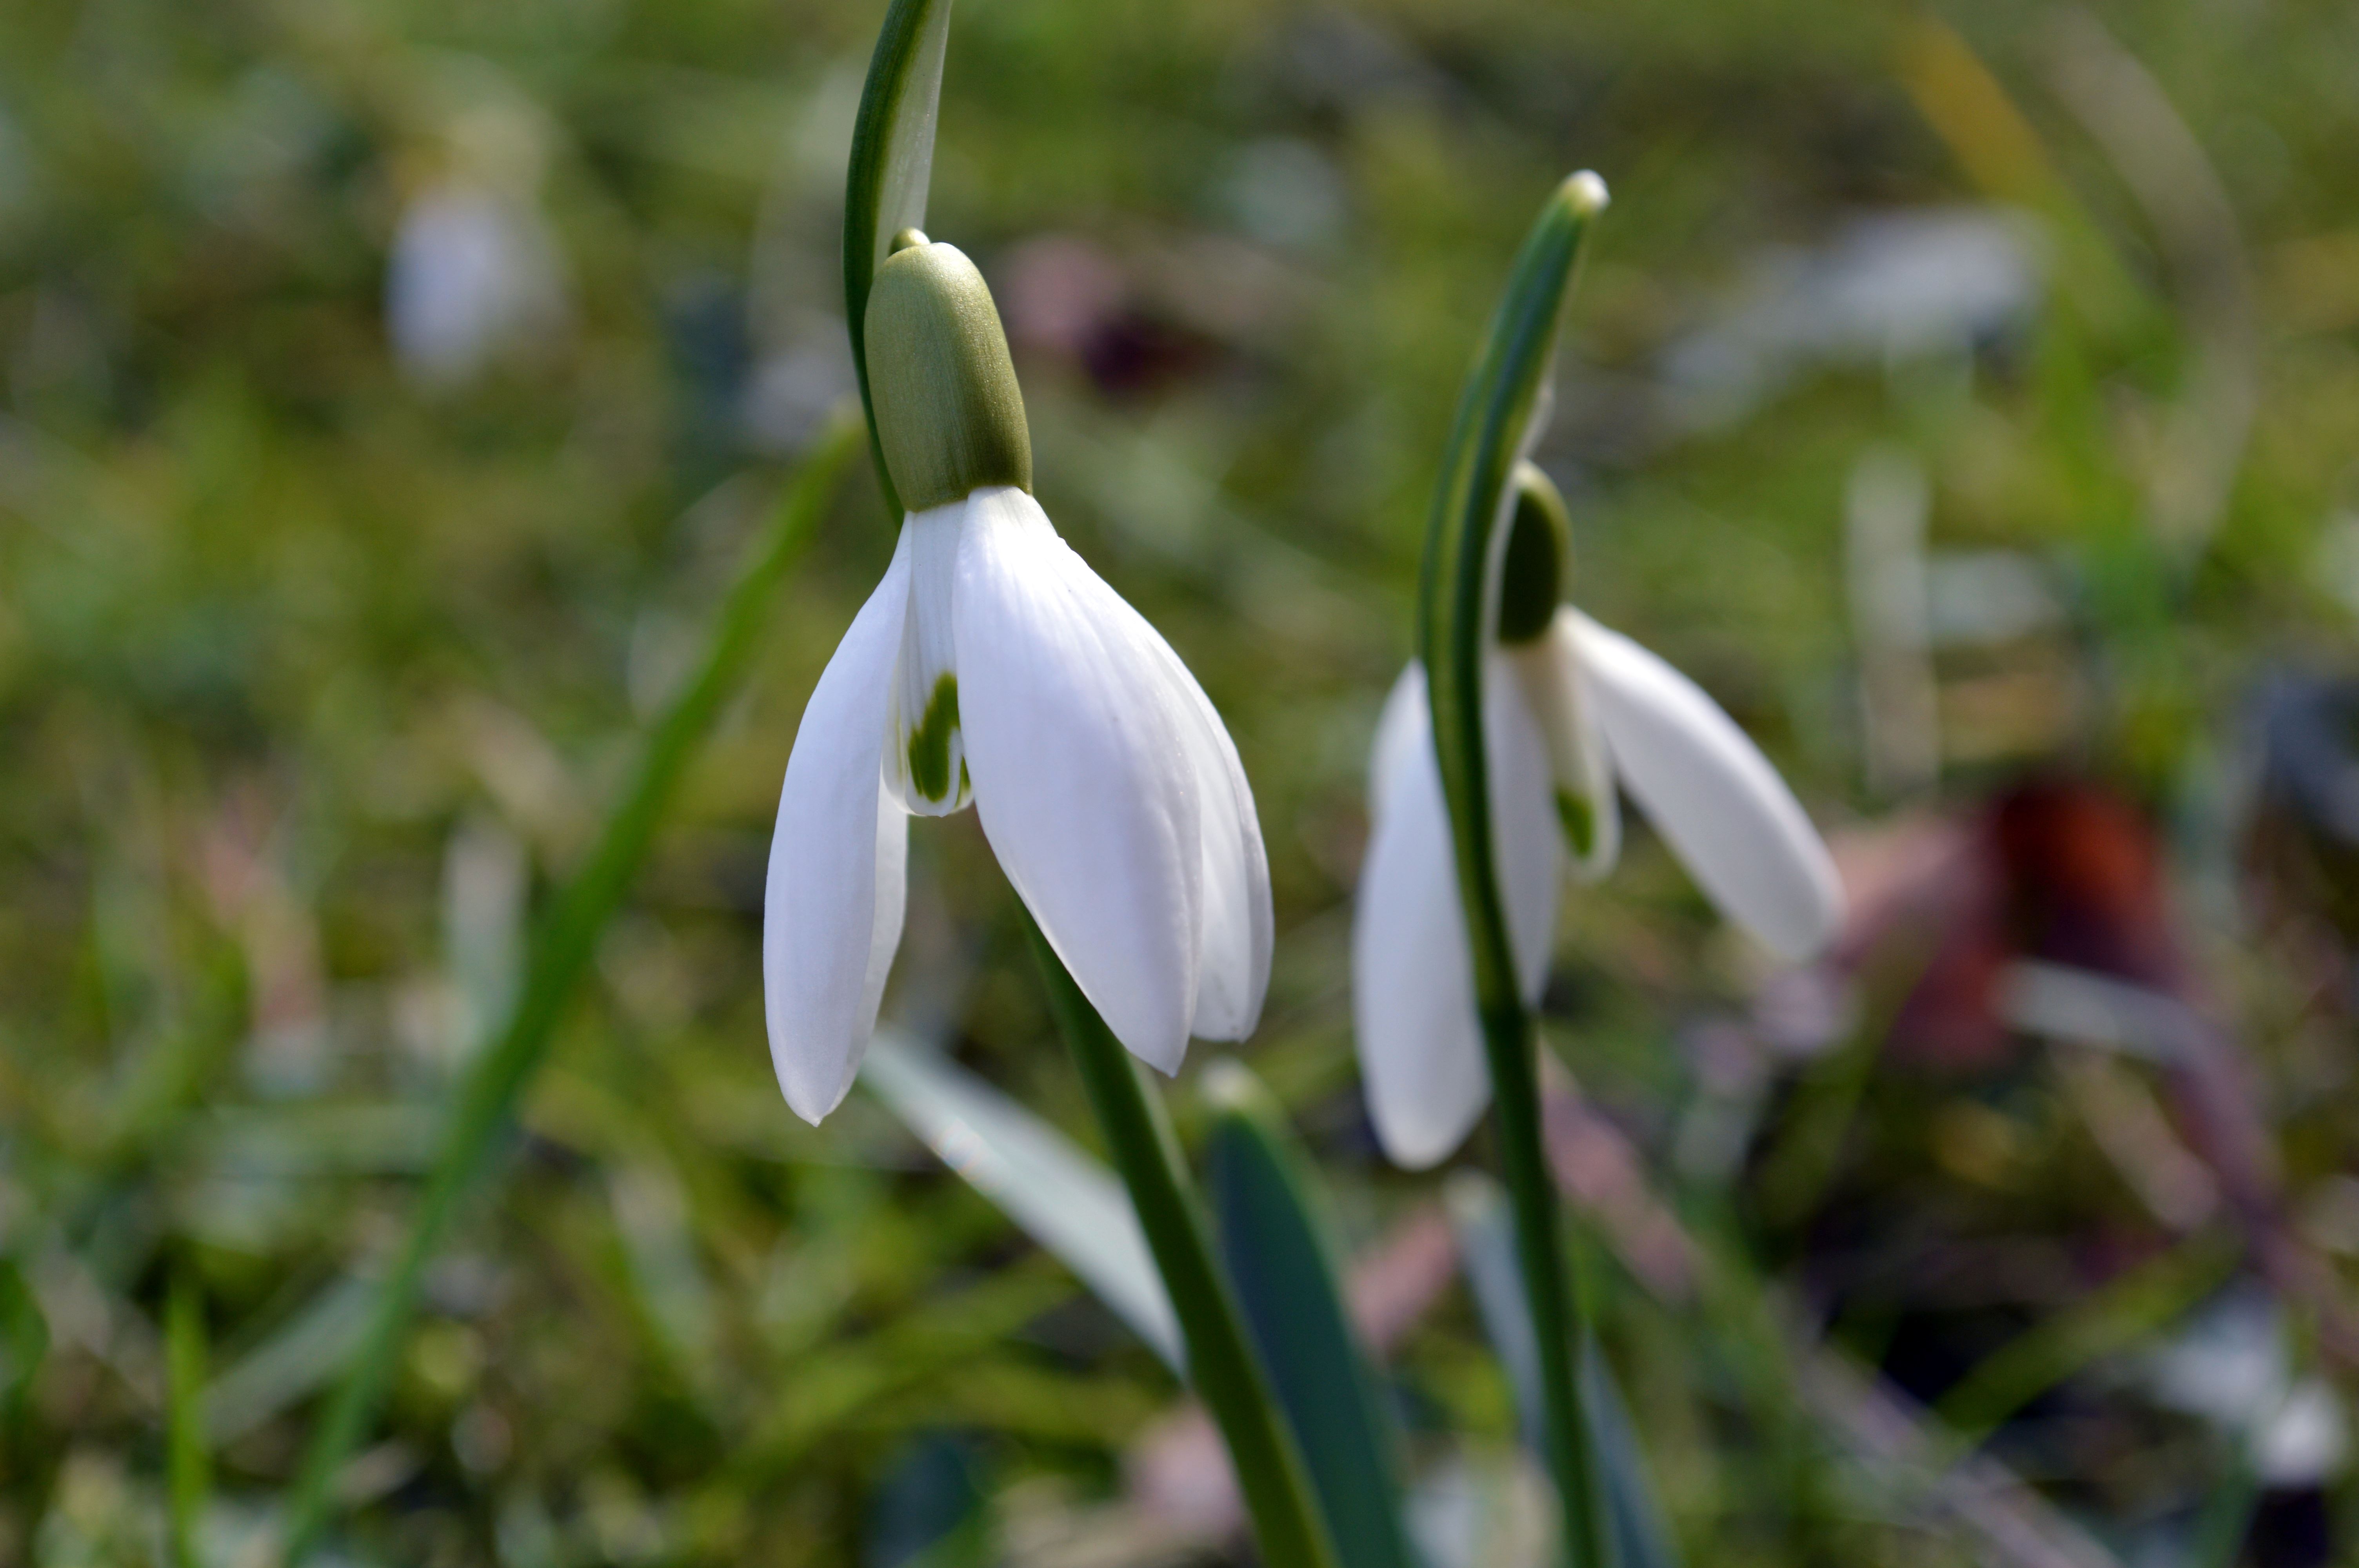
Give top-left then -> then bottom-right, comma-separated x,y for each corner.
1934,1229 -> 2238,1449
278,413 -> 863,1563
2189,1443 -> 2259,1568
167,1269 -> 211,1568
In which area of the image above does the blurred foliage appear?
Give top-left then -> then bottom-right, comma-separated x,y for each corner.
4,0 -> 2359,1563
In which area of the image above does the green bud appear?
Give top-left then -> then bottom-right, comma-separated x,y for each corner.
863,238 -> 1033,513
1495,459 -> 1571,644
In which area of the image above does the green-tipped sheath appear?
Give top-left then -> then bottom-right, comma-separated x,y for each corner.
1497,460 -> 1572,646
843,0 -> 956,517
865,238 -> 1033,514
1418,169 -> 1612,1568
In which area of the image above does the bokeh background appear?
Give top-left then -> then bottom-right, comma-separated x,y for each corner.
5,0 -> 2359,1562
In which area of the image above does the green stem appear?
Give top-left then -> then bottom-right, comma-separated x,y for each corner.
277,414 -> 862,1564
1419,174 -> 1610,1568
1023,915 -> 1341,1568
1479,1005 -> 1612,1568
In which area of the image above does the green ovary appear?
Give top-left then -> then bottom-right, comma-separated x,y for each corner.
1555,788 -> 1595,857
907,673 -> 962,803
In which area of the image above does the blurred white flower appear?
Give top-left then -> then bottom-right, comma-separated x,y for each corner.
2149,1284 -> 2350,1487
385,181 -> 567,388
1352,468 -> 1844,1168
763,238 -> 1272,1123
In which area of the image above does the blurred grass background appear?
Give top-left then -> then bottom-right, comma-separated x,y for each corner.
5,0 -> 2359,1562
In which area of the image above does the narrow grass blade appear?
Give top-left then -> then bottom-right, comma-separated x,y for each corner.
278,414 -> 862,1563
1448,1173 -> 1685,1568
844,0 -> 956,518
202,1275 -> 377,1445
166,1270 -> 211,1568
861,1027 -> 1180,1367
1934,1230 -> 2237,1449
1201,1060 -> 1421,1568
0,1253 -> 45,1435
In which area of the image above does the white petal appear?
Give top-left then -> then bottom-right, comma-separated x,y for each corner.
1136,637 -> 1272,1041
1350,661 -> 1560,1169
1572,613 -> 1844,962
763,534 -> 916,1122
884,499 -> 972,815
1352,705 -> 1488,1169
1367,663 -> 1428,822
954,488 -> 1204,1073
1508,611 -> 1621,882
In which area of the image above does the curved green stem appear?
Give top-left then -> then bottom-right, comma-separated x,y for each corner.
844,0 -> 956,521
1420,173 -> 1611,1568
1023,915 -> 1341,1568
277,416 -> 863,1564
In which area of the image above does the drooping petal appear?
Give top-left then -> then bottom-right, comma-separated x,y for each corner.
883,498 -> 972,815
1126,631 -> 1272,1041
1350,660 -> 1561,1169
954,487 -> 1204,1073
1367,662 -> 1428,823
1352,699 -> 1487,1169
1485,652 -> 1565,1002
1507,610 -> 1621,882
763,532 -> 915,1123
1571,612 -> 1844,962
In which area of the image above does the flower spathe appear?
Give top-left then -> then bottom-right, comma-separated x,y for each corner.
1353,605 -> 1844,1169
764,238 -> 1271,1125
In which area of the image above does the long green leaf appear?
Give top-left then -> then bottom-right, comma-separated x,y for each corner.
1448,1173 -> 1684,1568
844,0 -> 956,519
1202,1061 -> 1423,1568
278,414 -> 863,1563
861,1028 -> 1180,1366
1418,172 -> 1612,1568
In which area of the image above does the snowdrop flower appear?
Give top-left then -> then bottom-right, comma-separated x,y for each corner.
1353,463 -> 1844,1167
765,232 -> 1272,1123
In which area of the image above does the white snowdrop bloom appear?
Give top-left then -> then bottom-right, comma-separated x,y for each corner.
1353,464 -> 1843,1167
386,181 -> 566,388
764,234 -> 1272,1123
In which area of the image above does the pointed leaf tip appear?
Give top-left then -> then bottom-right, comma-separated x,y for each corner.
1565,170 -> 1609,216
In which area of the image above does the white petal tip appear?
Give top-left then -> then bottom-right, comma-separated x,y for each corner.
774,1063 -> 857,1127
1566,171 -> 1609,215
1371,1120 -> 1463,1172
1125,1032 -> 1190,1078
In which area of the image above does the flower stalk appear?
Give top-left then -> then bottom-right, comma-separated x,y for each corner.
1420,172 -> 1613,1568
820,20 -> 1318,1568
1025,912 -> 1342,1568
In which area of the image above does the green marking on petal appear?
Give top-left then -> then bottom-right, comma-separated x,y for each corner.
1555,788 -> 1596,857
907,673 -> 961,802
